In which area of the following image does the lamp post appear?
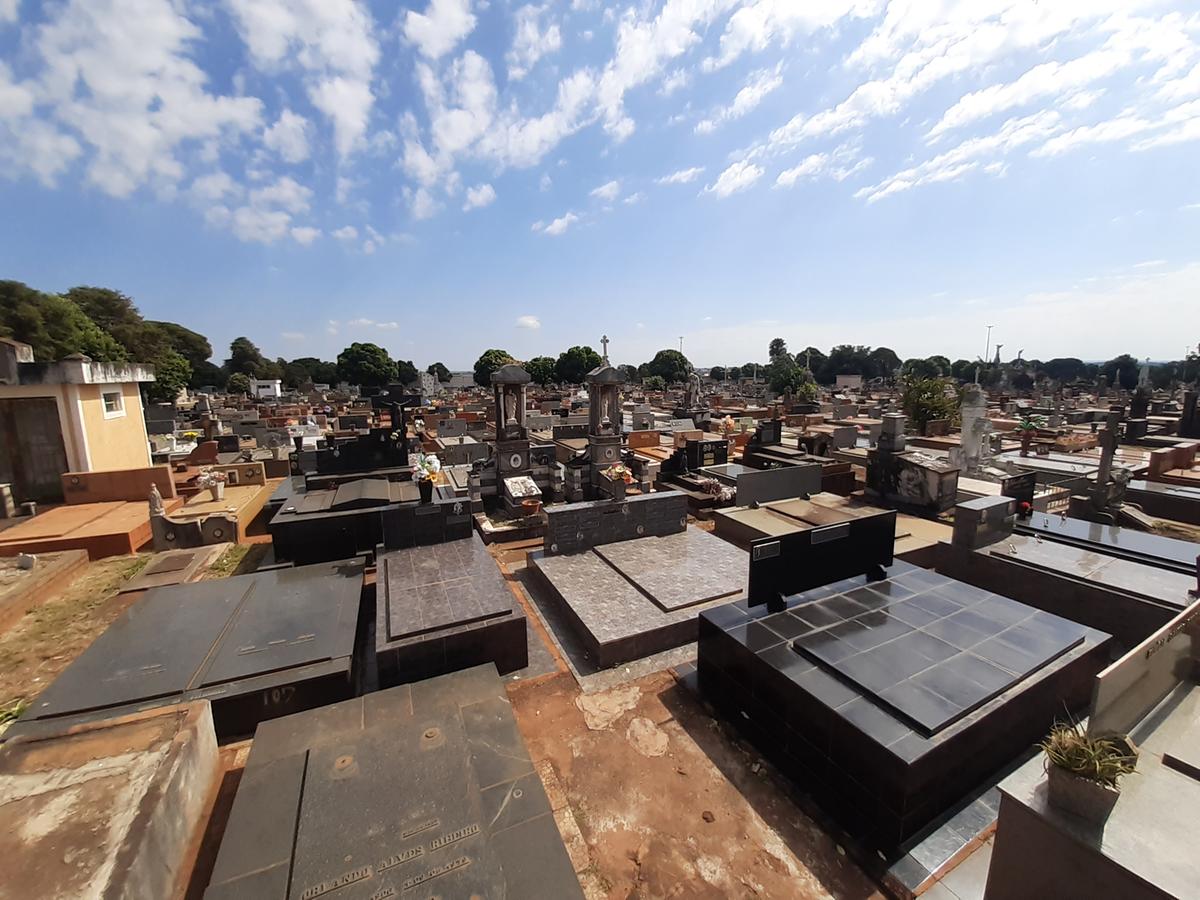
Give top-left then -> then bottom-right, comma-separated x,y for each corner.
984,325 -> 995,369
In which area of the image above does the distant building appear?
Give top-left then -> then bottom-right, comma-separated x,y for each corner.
0,339 -> 156,502
835,374 -> 863,390
249,377 -> 283,400
448,372 -> 475,389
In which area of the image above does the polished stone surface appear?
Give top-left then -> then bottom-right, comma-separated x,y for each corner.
790,569 -> 1087,735
593,528 -> 744,611
204,665 -> 583,900
527,527 -> 748,667
15,561 -> 364,738
378,535 -> 527,683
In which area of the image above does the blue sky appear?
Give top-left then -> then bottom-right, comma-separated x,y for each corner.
1,0 -> 1198,370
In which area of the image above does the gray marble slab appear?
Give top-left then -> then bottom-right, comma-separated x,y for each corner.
594,529 -> 746,611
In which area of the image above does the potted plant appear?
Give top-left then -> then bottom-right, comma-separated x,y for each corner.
412,452 -> 441,504
197,467 -> 228,502
1040,718 -> 1137,824
1015,414 -> 1045,457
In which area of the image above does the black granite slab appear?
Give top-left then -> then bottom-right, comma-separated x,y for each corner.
377,535 -> 527,686
789,573 -> 1088,735
593,528 -> 744,611
698,563 -> 1112,849
12,560 -> 366,739
204,665 -> 583,900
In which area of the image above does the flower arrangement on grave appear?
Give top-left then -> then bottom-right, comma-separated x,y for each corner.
390,430 -> 404,444
698,477 -> 735,503
603,464 -> 635,485
721,415 -> 736,436
196,466 -> 228,501
411,452 -> 441,482
182,431 -> 199,440
414,417 -> 426,431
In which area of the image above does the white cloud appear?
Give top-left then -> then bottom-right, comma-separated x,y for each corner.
282,330 -> 305,341
463,182 -> 496,210
404,0 -> 476,60
704,0 -> 877,70
348,317 -> 374,326
1132,259 -> 1167,268
858,110 -> 1062,202
508,4 -> 562,81
533,211 -> 578,235
376,321 -> 399,329
290,225 -> 320,244
590,179 -> 620,202
695,66 -> 783,134
704,160 -> 764,198
263,109 -> 310,163
332,225 -> 358,241
8,0 -> 263,197
1032,100 -> 1200,157
516,315 -> 541,329
326,320 -> 340,335
775,143 -> 871,187
225,175 -> 312,242
656,166 -> 704,185
406,186 -> 441,220
0,0 -> 19,23
623,191 -> 644,205
226,0 -> 379,156
190,171 -> 240,203
539,172 -> 552,191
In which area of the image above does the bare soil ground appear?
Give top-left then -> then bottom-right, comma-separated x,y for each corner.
510,669 -> 884,900
0,554 -> 147,718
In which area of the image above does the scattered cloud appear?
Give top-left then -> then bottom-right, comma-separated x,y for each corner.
623,191 -> 645,205
463,182 -> 496,210
263,110 -> 310,163
290,226 -> 320,244
1132,259 -> 1167,268
705,160 -> 764,198
539,172 -> 553,191
348,317 -> 374,326
376,321 -> 399,329
533,211 -> 578,235
516,314 -> 541,329
695,66 -> 783,134
403,0 -> 476,60
656,166 -> 705,185
508,4 -> 562,81
775,143 -> 871,187
332,225 -> 359,241
590,179 -> 620,202
281,330 -> 305,341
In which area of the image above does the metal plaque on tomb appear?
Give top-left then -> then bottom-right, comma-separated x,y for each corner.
203,665 -> 583,900
684,438 -> 727,470
13,560 -> 365,739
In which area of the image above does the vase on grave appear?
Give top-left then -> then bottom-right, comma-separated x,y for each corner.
418,478 -> 433,504
210,482 -> 225,502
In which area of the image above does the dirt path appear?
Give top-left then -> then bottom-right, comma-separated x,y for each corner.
511,670 -> 883,900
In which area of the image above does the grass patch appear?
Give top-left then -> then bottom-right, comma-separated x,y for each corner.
205,544 -> 268,579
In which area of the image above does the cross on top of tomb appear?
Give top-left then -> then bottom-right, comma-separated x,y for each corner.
601,334 -> 609,364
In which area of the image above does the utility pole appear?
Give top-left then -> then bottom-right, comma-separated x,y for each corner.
984,325 -> 995,370
678,336 -> 684,355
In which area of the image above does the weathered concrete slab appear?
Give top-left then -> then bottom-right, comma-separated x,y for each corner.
0,701 -> 219,900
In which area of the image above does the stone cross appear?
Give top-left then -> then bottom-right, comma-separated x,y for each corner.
601,334 -> 609,364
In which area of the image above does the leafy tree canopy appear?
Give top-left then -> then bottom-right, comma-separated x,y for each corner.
1101,354 -> 1140,391
901,376 -> 960,432
338,342 -> 397,387
144,349 -> 192,403
526,356 -> 556,386
643,375 -> 666,391
643,349 -> 691,384
0,281 -> 127,363
426,361 -> 451,382
474,348 -> 514,386
555,345 -> 602,384
768,337 -> 789,360
226,372 -> 251,395
709,365 -> 726,381
767,353 -> 817,400
618,363 -> 641,384
395,359 -> 419,385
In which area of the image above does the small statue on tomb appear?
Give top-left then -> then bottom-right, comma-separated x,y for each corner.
148,482 -> 165,517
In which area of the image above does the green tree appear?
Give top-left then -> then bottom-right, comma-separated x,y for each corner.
338,342 -> 398,386
395,359 -> 419,385
474,348 -> 514,386
150,321 -> 212,370
1041,357 -> 1088,383
709,365 -> 726,381
191,360 -> 226,389
644,375 -> 666,391
0,282 -> 127,362
145,350 -> 192,403
426,361 -> 451,382
903,357 -> 946,379
526,356 -> 556,386
555,345 -> 602,383
226,372 -> 251,395
740,362 -> 760,379
868,347 -> 903,379
768,353 -> 817,399
643,349 -> 691,383
290,357 -> 339,385
1101,354 -> 1140,391
796,347 -> 826,373
282,359 -> 313,389
818,345 -> 872,384
901,376 -> 959,432
618,363 -> 641,384
950,359 -> 976,382
768,337 -> 789,360
226,337 -> 268,375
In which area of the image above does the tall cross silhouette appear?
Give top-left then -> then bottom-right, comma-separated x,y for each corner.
601,334 -> 609,364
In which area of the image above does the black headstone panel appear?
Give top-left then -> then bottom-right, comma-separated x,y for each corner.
204,665 -> 583,900
747,509 -> 896,608
12,560 -> 365,738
